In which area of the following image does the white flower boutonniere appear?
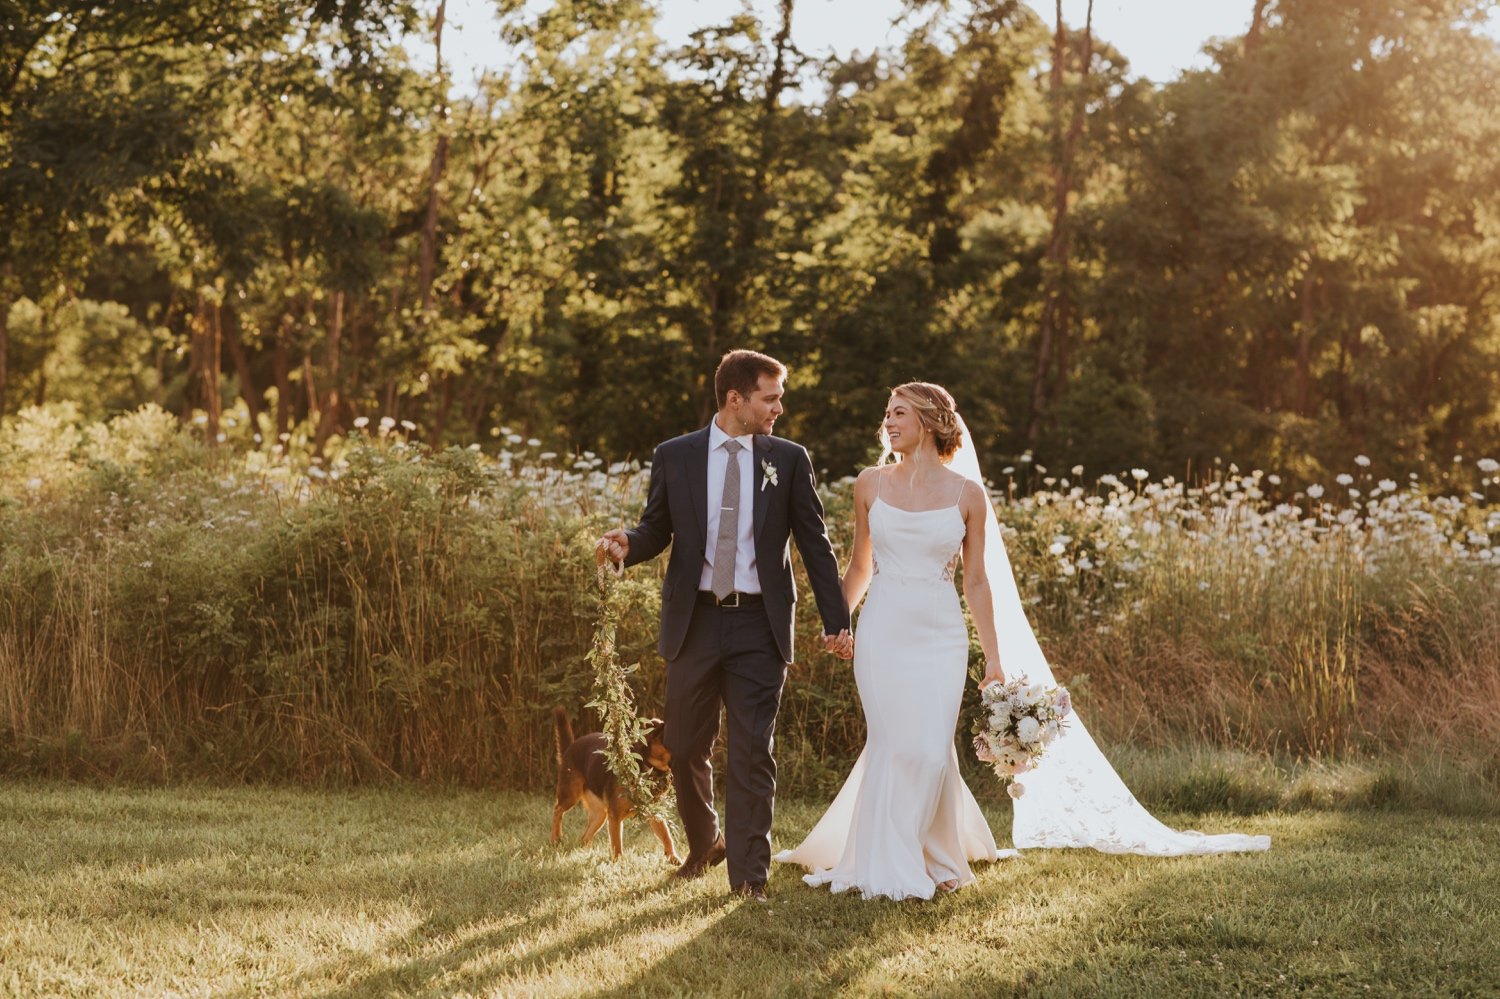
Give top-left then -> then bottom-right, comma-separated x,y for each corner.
761,459 -> 779,492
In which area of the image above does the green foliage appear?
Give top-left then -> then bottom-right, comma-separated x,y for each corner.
3,0 -> 1495,480
585,561 -> 674,824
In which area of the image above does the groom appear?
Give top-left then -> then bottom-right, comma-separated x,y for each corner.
597,349 -> 852,901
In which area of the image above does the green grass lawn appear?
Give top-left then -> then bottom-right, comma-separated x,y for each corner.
1,781 -> 1496,998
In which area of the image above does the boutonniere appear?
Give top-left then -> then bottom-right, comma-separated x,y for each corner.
760,459 -> 779,491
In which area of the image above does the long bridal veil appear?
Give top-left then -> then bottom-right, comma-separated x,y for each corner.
952,418 -> 1270,855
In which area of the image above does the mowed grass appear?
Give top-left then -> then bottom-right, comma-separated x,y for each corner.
1,780 -> 1496,998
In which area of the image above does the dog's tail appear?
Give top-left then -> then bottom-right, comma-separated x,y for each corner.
553,706 -> 575,765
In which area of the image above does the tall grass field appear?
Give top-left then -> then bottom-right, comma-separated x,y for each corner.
2,404 -> 1496,792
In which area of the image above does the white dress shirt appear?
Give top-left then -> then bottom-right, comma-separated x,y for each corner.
700,419 -> 760,594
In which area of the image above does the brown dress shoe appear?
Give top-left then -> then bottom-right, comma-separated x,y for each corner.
731,882 -> 769,902
672,835 -> 727,880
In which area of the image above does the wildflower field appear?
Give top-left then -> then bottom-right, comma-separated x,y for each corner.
1,404 -> 1497,800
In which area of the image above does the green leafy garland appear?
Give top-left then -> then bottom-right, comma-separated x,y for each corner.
586,557 -> 675,825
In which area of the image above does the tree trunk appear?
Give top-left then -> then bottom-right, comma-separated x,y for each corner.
273,320 -> 292,437
1027,0 -> 1093,450
186,292 -> 205,422
1294,269 -> 1316,415
222,301 -> 262,428
204,299 -> 223,444
1246,0 -> 1270,54
0,263 -> 10,416
418,0 -> 449,311
314,290 -> 344,454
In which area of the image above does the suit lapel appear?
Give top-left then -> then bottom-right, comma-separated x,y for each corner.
753,435 -> 773,539
685,426 -> 711,543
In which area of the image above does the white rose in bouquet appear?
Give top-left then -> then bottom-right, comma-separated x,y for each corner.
1016,716 -> 1041,745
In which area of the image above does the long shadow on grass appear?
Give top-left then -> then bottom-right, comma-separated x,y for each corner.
584,872 -> 994,998
296,879 -> 732,999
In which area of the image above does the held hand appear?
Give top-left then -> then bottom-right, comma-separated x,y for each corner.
979,662 -> 1006,689
595,528 -> 629,566
822,629 -> 854,660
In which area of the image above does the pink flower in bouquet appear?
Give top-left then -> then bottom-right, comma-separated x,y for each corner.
1055,687 -> 1072,718
1007,782 -> 1026,799
973,735 -> 997,763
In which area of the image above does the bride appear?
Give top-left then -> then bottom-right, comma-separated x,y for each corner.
775,382 -> 1268,901
774,382 -> 1013,899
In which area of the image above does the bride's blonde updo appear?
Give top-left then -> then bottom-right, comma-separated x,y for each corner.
888,381 -> 963,462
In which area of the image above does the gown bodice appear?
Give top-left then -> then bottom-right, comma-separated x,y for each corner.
869,497 -> 965,585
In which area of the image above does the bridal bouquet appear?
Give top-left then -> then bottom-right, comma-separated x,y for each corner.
973,676 -> 1072,799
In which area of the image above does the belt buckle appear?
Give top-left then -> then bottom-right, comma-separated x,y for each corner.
720,592 -> 740,608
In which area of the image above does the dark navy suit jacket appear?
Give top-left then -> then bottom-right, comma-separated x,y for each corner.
624,426 -> 850,663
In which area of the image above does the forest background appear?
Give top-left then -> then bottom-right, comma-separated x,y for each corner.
2,0 -> 1499,794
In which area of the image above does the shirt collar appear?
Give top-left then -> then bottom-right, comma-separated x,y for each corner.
709,418 -> 753,451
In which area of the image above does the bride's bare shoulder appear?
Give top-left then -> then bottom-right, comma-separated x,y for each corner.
939,466 -> 971,490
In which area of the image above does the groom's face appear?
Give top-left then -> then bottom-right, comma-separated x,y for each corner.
727,374 -> 785,436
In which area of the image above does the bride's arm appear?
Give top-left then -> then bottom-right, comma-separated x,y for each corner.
841,468 -> 878,612
959,480 -> 1005,687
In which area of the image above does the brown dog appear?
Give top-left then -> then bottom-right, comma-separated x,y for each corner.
551,707 -> 681,863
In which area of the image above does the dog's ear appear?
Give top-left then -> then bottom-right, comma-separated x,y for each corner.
644,718 -> 666,742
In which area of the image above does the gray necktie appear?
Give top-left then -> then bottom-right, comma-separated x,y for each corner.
712,439 -> 744,600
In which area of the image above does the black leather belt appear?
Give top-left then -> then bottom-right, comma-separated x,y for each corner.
697,591 -> 764,608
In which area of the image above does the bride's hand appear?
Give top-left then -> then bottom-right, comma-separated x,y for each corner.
979,662 -> 1005,688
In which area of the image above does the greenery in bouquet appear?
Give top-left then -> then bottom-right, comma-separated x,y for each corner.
586,558 -> 676,825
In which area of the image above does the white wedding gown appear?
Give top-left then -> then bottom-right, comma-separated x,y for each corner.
773,494 -> 1017,900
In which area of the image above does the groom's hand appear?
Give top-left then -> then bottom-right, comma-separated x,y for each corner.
822,629 -> 853,660
596,528 -> 629,566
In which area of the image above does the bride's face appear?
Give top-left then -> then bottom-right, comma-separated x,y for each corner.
883,394 -> 924,455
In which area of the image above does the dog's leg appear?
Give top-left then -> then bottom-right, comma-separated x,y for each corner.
553,771 -> 582,846
649,816 -> 682,864
580,794 -> 607,847
607,797 -> 627,860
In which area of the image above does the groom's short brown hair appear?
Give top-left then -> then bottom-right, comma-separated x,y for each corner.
715,349 -> 787,407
